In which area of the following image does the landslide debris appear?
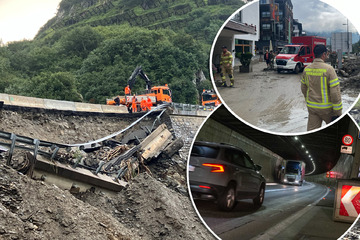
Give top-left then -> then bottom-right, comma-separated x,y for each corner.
74,173 -> 212,239
0,108 -> 214,239
339,57 -> 360,90
0,161 -> 138,240
0,108 -> 146,144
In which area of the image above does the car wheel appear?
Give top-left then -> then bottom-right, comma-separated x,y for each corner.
294,64 -> 300,74
277,68 -> 282,73
218,184 -> 236,211
253,185 -> 265,207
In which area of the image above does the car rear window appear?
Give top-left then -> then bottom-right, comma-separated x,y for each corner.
191,145 -> 219,158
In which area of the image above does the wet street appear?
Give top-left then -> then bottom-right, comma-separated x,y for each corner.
193,182 -> 351,240
214,59 -> 358,134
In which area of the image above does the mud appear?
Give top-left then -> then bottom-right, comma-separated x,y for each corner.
0,108 -> 214,240
215,58 -> 359,134
0,161 -> 137,240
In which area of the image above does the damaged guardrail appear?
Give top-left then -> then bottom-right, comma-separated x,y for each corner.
0,102 -> 183,192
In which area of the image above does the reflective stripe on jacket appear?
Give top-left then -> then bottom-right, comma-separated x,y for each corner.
220,50 -> 233,66
300,59 -> 342,114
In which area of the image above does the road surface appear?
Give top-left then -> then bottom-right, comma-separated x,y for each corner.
214,60 -> 358,134
193,182 -> 350,240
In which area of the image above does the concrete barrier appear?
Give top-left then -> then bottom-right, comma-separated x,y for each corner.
101,105 -> 128,114
0,94 -> 10,105
0,93 -> 210,116
9,94 -> 45,108
44,99 -> 76,111
75,102 -> 103,113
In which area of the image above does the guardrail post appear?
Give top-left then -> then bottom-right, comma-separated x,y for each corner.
7,133 -> 17,166
50,146 -> 59,160
33,139 -> 40,160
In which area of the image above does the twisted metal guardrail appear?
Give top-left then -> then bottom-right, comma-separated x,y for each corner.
0,103 -> 170,166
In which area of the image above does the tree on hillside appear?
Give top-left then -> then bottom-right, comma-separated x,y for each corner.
28,72 -> 82,101
58,26 -> 103,59
77,26 -> 207,104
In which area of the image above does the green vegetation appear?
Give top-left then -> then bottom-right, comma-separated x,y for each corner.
236,52 -> 253,67
0,0 -> 244,104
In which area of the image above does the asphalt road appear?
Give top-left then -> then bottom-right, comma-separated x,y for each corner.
193,182 -> 330,240
215,60 -> 358,134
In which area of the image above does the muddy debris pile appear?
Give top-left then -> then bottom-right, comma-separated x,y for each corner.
339,57 -> 360,90
0,108 -> 213,239
0,161 -> 138,240
74,173 -> 214,239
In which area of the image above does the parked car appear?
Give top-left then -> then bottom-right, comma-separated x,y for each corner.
188,141 -> 266,211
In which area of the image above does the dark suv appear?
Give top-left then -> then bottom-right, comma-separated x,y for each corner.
188,141 -> 266,211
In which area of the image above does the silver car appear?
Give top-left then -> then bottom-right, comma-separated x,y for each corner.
188,141 -> 266,211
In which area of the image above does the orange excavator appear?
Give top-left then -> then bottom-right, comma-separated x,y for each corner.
107,66 -> 172,113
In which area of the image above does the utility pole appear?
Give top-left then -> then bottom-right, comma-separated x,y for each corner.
343,19 -> 350,58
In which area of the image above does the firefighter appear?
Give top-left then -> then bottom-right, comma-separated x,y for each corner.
301,45 -> 342,131
124,85 -> 131,96
220,46 -> 234,87
146,97 -> 152,111
131,94 -> 137,113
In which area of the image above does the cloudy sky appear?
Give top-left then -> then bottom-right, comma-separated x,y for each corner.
0,0 -> 60,44
292,0 -> 358,33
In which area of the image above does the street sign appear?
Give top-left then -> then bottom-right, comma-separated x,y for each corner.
342,135 -> 353,146
340,185 -> 360,217
341,145 -> 353,154
334,180 -> 360,223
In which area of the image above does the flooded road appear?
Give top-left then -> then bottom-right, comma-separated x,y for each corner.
214,60 -> 359,134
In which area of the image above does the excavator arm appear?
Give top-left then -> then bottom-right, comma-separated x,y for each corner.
127,66 -> 152,93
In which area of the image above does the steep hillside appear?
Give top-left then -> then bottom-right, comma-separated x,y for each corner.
0,0 -> 245,104
38,0 -> 243,43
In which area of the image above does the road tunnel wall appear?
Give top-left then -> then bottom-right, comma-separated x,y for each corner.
306,120 -> 360,186
305,154 -> 354,187
195,118 -> 283,182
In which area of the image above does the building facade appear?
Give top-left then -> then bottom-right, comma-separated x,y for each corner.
293,19 -> 303,37
331,32 -> 353,53
257,0 -> 293,54
213,1 -> 259,68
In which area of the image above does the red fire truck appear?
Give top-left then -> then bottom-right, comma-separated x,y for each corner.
275,36 -> 326,74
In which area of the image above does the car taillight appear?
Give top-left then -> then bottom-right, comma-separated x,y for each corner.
202,163 -> 224,173
199,185 -> 211,189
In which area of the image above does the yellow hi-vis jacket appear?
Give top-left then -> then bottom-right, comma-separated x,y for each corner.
301,58 -> 342,115
220,50 -> 233,67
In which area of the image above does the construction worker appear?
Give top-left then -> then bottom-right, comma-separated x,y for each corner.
131,94 -> 137,113
140,98 -> 147,112
220,46 -> 234,87
301,44 -> 342,131
146,97 -> 152,111
124,85 -> 131,96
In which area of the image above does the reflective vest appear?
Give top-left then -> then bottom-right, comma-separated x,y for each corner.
301,59 -> 342,113
125,86 -> 131,95
220,50 -> 233,66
